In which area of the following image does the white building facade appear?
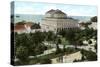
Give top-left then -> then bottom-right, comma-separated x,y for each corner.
41,9 -> 79,32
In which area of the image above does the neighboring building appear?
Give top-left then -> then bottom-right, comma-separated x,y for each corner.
41,9 -> 79,32
14,23 -> 33,34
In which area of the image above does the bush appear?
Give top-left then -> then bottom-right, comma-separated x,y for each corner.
40,58 -> 51,64
81,49 -> 97,61
88,40 -> 92,44
16,46 -> 29,60
91,16 -> 97,22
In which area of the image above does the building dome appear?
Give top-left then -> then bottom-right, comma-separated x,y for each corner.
45,9 -> 67,18
53,9 -> 67,18
45,9 -> 55,18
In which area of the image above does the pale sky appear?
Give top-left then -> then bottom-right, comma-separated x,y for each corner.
14,1 -> 97,16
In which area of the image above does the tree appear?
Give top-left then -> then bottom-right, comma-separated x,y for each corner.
54,35 -> 62,53
28,32 -> 46,56
46,31 -> 55,41
58,30 -> 66,37
40,58 -> 51,64
61,38 -> 67,52
88,40 -> 92,44
31,23 -> 41,29
15,32 -> 48,59
81,49 -> 97,61
91,16 -> 97,22
65,30 -> 76,45
16,46 -> 29,62
58,29 -> 81,48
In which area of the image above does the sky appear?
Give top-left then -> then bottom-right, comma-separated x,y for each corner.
14,1 -> 97,16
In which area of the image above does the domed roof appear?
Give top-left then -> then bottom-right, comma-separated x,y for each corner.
46,9 -> 55,14
45,9 -> 67,18
54,9 -> 66,14
45,9 -> 55,18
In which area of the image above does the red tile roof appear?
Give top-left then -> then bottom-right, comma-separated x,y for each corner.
14,25 -> 26,32
14,22 -> 33,32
